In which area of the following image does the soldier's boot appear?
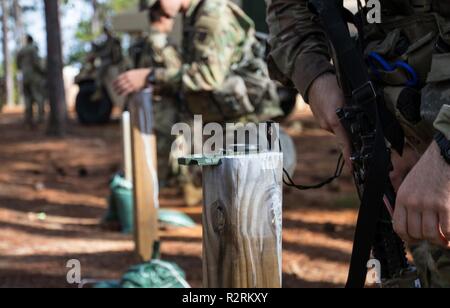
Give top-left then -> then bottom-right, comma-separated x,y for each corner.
182,183 -> 203,207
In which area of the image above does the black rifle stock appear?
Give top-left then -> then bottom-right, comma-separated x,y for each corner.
308,0 -> 418,288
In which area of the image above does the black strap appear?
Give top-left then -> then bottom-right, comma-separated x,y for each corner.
309,0 -> 392,288
309,1 -> 369,93
282,153 -> 345,190
347,116 -> 391,288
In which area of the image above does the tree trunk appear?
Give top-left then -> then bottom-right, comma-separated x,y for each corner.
92,0 -> 101,35
44,0 -> 66,136
12,0 -> 24,106
12,0 -> 23,44
2,0 -> 15,107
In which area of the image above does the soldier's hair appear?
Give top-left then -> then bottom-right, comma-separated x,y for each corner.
26,35 -> 34,44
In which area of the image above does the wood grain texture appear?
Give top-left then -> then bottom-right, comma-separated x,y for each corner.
130,90 -> 159,262
202,152 -> 283,288
122,111 -> 133,183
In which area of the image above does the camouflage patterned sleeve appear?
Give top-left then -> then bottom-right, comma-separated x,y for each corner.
180,1 -> 246,93
162,46 -> 182,72
154,1 -> 249,96
184,21 -> 236,90
153,45 -> 183,92
434,104 -> 450,139
266,0 -> 335,101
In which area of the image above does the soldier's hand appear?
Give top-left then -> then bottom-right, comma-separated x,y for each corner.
308,73 -> 352,169
113,69 -> 151,96
394,142 -> 450,248
390,144 -> 421,191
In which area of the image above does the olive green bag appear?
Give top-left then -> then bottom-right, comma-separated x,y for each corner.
94,260 -> 190,289
365,13 -> 450,152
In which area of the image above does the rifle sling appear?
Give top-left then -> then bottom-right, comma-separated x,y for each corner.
347,116 -> 391,288
309,0 -> 392,288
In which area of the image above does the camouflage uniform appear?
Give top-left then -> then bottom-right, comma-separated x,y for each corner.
93,34 -> 123,70
143,0 -> 286,205
17,43 -> 46,124
137,31 -> 183,186
92,33 -> 123,97
152,0 -> 283,125
267,0 -> 450,287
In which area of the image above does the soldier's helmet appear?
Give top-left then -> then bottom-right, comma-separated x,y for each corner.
26,35 -> 34,44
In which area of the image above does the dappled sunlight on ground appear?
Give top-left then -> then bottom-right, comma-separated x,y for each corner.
0,107 -> 358,288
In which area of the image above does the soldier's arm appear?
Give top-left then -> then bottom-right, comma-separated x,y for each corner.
394,115 -> 450,247
152,45 -> 182,93
157,4 -> 239,93
266,0 -> 334,100
179,21 -> 234,93
152,43 -> 182,82
161,46 -> 181,74
113,43 -> 182,96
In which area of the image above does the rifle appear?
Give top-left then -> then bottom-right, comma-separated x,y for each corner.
307,0 -> 421,288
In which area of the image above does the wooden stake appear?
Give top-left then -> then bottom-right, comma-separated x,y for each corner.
122,111 -> 133,183
129,90 -> 159,262
202,152 -> 283,288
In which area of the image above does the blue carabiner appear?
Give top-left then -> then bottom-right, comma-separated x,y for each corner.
368,51 -> 396,71
367,51 -> 419,87
393,60 -> 419,87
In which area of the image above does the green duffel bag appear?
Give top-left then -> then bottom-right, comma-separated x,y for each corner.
104,174 -> 134,234
120,260 -> 190,288
104,174 -> 196,233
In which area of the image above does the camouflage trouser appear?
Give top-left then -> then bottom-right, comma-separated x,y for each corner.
384,244 -> 450,288
23,81 -> 45,124
411,243 -> 450,288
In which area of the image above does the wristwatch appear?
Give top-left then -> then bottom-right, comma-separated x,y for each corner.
434,131 -> 450,165
147,70 -> 156,86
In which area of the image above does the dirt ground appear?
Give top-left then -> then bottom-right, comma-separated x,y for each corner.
0,106 -> 359,288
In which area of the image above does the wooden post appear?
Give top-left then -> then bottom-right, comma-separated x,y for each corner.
202,152 -> 283,288
129,89 -> 159,262
122,111 -> 133,183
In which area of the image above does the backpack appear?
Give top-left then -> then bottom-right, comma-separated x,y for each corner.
208,2 -> 283,122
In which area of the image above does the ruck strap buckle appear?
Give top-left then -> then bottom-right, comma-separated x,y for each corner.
352,81 -> 377,103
